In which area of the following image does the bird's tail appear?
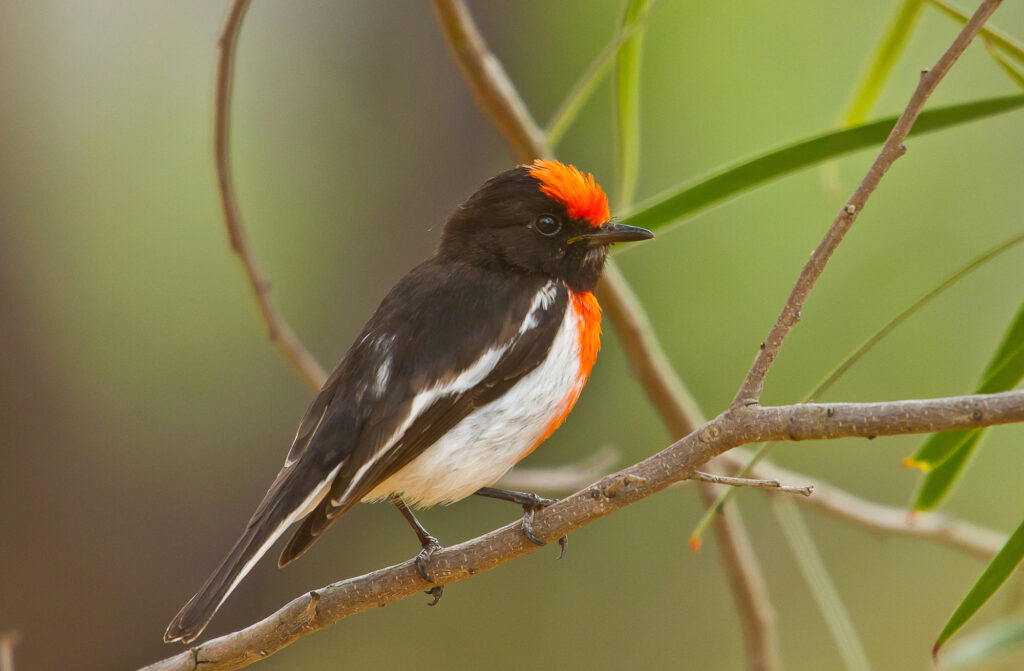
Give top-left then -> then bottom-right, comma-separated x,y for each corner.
163,466 -> 338,644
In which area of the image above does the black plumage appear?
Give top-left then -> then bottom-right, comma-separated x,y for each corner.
163,163 -> 652,644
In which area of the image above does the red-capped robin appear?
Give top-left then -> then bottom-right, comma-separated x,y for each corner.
163,159 -> 653,644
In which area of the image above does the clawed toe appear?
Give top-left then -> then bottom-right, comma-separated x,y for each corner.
520,497 -> 567,557
473,487 -> 569,558
414,537 -> 443,583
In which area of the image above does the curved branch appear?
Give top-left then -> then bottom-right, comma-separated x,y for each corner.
215,0 -> 327,390
141,390 -> 1024,671
429,0 -> 551,160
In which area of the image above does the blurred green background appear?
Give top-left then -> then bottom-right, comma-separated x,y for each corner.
1,2 -> 1023,670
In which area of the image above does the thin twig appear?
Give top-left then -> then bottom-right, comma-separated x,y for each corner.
141,389 -> 1024,671
691,471 -> 814,497
695,229 -> 1024,537
215,0 -> 327,390
691,464 -> 779,671
428,0 -> 551,160
717,452 -> 1006,561
732,0 -> 1005,408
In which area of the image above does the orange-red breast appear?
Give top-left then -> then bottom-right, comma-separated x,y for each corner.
163,159 -> 653,644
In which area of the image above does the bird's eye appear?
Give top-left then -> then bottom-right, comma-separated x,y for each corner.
534,215 -> 561,236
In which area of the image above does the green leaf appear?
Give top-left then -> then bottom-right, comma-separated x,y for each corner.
978,304 -> 1024,393
934,518 -> 1024,654
904,428 -> 978,472
842,0 -> 925,126
910,431 -> 983,511
614,0 -> 650,210
939,613 -> 1024,670
546,0 -> 660,147
908,299 -> 1024,510
927,0 -> 1024,67
618,95 -> 1024,234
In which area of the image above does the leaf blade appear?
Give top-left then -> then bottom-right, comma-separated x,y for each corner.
614,0 -> 651,210
907,299 -> 1024,510
910,431 -> 983,511
618,95 -> 1024,234
547,0 -> 660,147
842,0 -> 926,126
934,517 -> 1024,654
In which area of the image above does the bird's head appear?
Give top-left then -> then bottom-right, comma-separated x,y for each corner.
439,160 -> 654,291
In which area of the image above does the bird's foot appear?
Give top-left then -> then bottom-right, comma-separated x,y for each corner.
415,536 -> 442,581
414,536 -> 445,605
520,495 -> 568,558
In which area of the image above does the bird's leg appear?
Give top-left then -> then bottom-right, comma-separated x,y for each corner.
473,487 -> 568,558
390,495 -> 444,605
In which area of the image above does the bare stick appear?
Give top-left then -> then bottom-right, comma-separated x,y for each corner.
718,452 -> 1006,561
691,471 -> 814,497
141,389 -> 1024,671
691,464 -> 778,671
429,0 -> 551,161
215,0 -> 327,390
732,0 -> 1005,408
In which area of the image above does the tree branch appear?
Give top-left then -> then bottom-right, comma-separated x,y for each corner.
215,0 -> 327,389
142,390 -> 1024,671
718,452 -> 1007,561
732,0 -> 1005,407
161,2 -> 1015,671
428,0 -> 551,160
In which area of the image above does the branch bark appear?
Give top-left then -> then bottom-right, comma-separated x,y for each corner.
733,0 -> 1005,407
142,390 -> 1024,671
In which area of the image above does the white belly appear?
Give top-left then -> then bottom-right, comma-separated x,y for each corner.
363,303 -> 582,506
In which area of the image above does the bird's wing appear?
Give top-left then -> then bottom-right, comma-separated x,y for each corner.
164,264 -> 564,644
278,272 -> 568,564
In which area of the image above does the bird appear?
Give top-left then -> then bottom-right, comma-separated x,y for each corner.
163,159 -> 654,644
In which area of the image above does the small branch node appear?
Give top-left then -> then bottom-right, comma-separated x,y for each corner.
690,471 -> 814,497
699,424 -> 722,442
602,473 -> 646,498
844,204 -> 856,215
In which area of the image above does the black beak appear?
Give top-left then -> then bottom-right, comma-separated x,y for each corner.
570,222 -> 655,246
